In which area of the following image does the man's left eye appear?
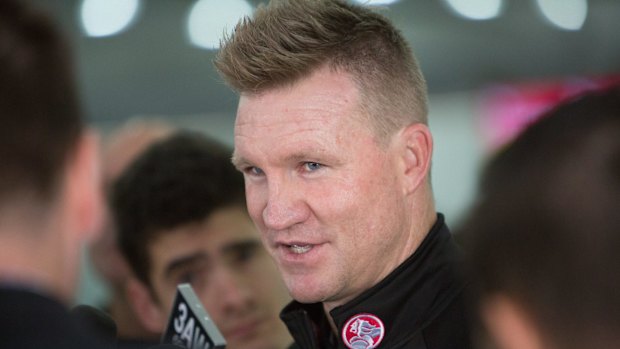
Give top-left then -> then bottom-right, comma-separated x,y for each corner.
303,162 -> 323,172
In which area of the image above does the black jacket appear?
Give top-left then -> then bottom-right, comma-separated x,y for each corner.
280,214 -> 472,349
0,287 -> 110,349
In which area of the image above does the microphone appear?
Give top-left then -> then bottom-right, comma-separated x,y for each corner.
161,284 -> 226,349
71,304 -> 117,348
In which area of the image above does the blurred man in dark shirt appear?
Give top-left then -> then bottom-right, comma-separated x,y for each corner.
0,0 -> 106,348
461,87 -> 620,349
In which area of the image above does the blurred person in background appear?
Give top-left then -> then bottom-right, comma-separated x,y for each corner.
460,86 -> 620,349
89,118 -> 175,347
0,0 -> 106,347
112,131 -> 293,349
215,0 -> 472,348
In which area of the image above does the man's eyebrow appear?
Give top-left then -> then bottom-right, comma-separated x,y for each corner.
283,153 -> 313,164
164,252 -> 209,278
222,238 -> 263,255
221,239 -> 262,255
230,149 -> 334,170
283,149 -> 337,166
230,151 -> 249,170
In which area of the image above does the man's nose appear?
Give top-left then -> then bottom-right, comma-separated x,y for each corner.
262,178 -> 309,231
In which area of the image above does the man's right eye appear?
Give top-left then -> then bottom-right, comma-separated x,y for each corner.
175,269 -> 208,290
178,272 -> 195,285
245,166 -> 264,176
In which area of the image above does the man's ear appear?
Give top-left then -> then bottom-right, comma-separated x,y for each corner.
64,130 -> 104,243
126,278 -> 167,334
396,123 -> 433,195
482,295 -> 544,349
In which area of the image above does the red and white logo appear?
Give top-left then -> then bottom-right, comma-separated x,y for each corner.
342,313 -> 385,349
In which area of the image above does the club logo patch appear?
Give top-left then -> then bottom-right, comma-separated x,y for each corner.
342,313 -> 385,349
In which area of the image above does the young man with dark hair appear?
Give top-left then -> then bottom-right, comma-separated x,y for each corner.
0,0 -> 105,348
112,131 -> 292,349
461,86 -> 620,349
215,1 -> 472,348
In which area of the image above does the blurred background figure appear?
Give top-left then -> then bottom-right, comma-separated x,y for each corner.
0,0 -> 106,348
460,86 -> 620,349
112,131 -> 293,349
89,118 -> 175,347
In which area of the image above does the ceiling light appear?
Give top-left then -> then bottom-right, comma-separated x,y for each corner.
80,0 -> 141,37
443,0 -> 504,20
536,0 -> 588,31
187,0 -> 253,50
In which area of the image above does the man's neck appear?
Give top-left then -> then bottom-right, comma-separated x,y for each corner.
319,201 -> 438,335
0,233 -> 67,303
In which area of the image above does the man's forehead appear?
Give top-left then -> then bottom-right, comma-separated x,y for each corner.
236,99 -> 353,134
233,122 -> 346,163
236,67 -> 360,120
234,102 -> 366,154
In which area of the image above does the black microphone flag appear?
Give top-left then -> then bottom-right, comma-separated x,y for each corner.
161,283 -> 226,349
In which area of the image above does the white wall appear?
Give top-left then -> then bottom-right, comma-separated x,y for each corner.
429,91 -> 486,228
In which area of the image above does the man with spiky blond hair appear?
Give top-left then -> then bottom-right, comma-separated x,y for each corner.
215,1 -> 473,348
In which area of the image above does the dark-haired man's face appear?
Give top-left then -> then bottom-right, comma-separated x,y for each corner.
143,206 -> 292,349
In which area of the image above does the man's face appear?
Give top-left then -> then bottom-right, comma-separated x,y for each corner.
233,66 -> 413,310
148,206 -> 292,349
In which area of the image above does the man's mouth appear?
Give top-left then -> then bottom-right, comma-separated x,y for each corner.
287,244 -> 312,254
